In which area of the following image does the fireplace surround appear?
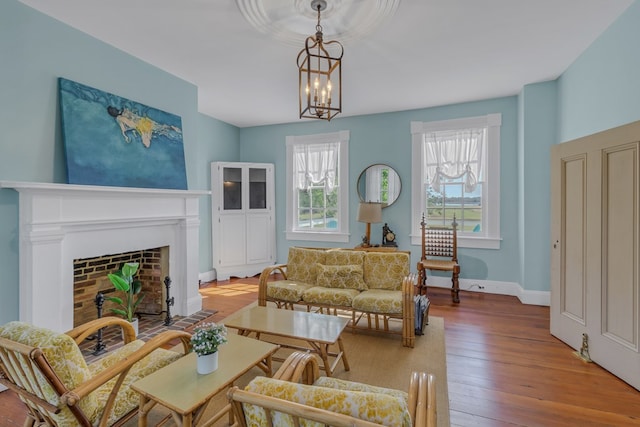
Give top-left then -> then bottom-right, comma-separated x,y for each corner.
0,181 -> 209,332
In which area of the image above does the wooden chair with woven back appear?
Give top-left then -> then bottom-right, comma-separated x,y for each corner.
417,213 -> 461,303
0,317 -> 191,427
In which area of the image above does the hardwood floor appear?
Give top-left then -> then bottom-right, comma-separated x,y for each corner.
2,278 -> 639,426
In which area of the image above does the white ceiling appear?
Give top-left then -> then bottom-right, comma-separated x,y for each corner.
20,0 -> 634,128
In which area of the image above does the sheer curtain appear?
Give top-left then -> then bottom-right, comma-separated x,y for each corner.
423,128 -> 485,193
294,142 -> 339,191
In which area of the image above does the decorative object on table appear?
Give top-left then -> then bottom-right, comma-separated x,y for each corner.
106,262 -> 144,337
191,322 -> 228,374
58,77 -> 187,190
357,201 -> 382,247
297,0 -> 343,121
382,223 -> 397,247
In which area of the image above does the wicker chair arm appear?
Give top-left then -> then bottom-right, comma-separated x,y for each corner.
407,371 -> 436,427
66,317 -> 137,344
272,351 -> 319,384
258,263 -> 288,306
401,273 -> 417,348
61,330 -> 192,406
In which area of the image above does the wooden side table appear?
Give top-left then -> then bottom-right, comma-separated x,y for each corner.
132,333 -> 278,427
353,245 -> 398,252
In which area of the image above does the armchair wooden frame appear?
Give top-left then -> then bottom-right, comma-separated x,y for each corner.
228,351 -> 437,427
417,213 -> 461,303
0,317 -> 191,427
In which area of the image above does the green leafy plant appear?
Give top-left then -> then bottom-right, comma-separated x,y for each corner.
106,262 -> 145,322
190,322 -> 228,356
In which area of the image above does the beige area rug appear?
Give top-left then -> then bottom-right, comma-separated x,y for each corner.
125,305 -> 450,427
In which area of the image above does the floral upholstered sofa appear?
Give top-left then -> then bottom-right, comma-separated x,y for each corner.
258,247 -> 421,347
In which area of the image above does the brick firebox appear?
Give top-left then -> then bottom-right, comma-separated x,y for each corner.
73,247 -> 169,327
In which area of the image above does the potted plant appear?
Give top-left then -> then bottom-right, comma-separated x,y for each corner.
191,322 -> 228,374
106,262 -> 145,336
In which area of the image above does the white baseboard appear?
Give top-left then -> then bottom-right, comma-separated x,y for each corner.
425,277 -> 550,306
199,270 -> 216,284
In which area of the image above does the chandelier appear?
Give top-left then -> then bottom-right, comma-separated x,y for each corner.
297,0 -> 343,121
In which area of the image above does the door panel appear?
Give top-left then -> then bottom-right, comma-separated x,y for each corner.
602,145 -> 638,348
219,215 -> 246,266
552,123 -> 640,391
246,213 -> 271,264
562,156 -> 587,323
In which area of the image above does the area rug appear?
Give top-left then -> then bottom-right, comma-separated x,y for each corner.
126,304 -> 450,426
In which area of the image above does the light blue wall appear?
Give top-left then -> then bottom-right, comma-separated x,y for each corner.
239,97 -> 521,282
558,1 -> 640,142
0,1 -> 237,324
518,82 -> 557,292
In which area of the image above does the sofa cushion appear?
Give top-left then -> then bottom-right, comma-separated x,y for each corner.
324,249 -> 365,266
244,376 -> 411,427
363,252 -> 410,290
352,289 -> 403,315
267,280 -> 315,302
286,247 -> 326,284
302,287 -> 360,307
316,263 -> 366,290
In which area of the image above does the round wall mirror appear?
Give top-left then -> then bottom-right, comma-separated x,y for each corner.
357,164 -> 401,208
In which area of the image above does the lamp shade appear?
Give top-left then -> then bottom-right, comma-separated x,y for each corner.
357,202 -> 382,224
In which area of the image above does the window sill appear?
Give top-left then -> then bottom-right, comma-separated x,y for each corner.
286,230 -> 350,243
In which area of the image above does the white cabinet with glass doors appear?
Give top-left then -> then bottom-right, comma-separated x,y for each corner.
211,162 -> 275,280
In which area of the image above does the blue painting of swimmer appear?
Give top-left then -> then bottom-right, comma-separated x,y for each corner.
59,78 -> 188,190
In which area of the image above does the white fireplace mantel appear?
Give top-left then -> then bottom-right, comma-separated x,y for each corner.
0,181 -> 210,332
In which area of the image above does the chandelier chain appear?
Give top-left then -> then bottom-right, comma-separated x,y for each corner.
316,4 -> 323,34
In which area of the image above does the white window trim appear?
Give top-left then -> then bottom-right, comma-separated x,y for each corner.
286,130 -> 350,243
410,114 -> 502,249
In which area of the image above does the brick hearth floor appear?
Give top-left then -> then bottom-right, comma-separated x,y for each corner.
79,309 -> 216,364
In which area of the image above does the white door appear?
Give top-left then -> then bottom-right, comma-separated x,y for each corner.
551,122 -> 640,390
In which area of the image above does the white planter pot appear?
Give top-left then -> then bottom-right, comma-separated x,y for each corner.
121,317 -> 139,341
131,317 -> 139,337
197,351 -> 219,375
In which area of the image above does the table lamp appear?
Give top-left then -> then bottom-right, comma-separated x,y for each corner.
357,202 -> 382,247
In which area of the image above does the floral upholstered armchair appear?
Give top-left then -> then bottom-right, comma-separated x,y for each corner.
0,318 -> 191,427
228,351 -> 437,427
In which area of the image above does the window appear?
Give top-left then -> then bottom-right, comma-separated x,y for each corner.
286,131 -> 349,242
411,114 -> 501,249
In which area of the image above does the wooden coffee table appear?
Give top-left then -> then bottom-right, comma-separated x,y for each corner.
223,305 -> 350,377
131,333 -> 278,427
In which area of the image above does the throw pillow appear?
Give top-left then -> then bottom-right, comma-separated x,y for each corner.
316,263 -> 366,290
286,247 -> 326,284
324,250 -> 365,266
